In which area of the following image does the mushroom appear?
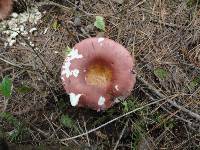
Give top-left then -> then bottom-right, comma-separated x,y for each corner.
61,37 -> 136,111
0,0 -> 13,20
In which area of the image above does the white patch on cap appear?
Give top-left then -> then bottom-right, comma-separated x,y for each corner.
68,48 -> 83,59
69,93 -> 82,106
98,96 -> 105,106
71,69 -> 80,77
61,77 -> 65,81
62,60 -> 71,77
98,38 -> 104,46
98,38 -> 104,43
115,85 -> 119,91
62,48 -> 83,78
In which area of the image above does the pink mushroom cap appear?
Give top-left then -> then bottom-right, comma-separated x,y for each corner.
61,37 -> 136,111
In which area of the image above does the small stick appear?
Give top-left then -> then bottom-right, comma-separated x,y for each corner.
113,119 -> 129,150
0,57 -> 23,68
60,98 -> 166,141
83,117 -> 91,147
37,0 -> 71,12
137,75 -> 200,121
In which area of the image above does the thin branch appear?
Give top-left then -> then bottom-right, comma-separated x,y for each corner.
140,88 -> 196,127
137,75 -> 200,121
60,98 -> 166,141
44,114 -> 59,140
83,117 -> 91,147
0,57 -> 23,68
37,0 -> 94,17
37,0 -> 71,12
113,119 -> 129,150
51,122 -> 80,146
62,0 -> 95,16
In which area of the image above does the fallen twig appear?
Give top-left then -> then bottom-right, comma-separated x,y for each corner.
0,57 -> 23,68
37,0 -> 71,12
113,119 -> 129,150
140,87 -> 196,127
60,98 -> 166,141
137,75 -> 200,121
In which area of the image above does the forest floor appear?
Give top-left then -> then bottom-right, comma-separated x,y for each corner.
0,0 -> 200,149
